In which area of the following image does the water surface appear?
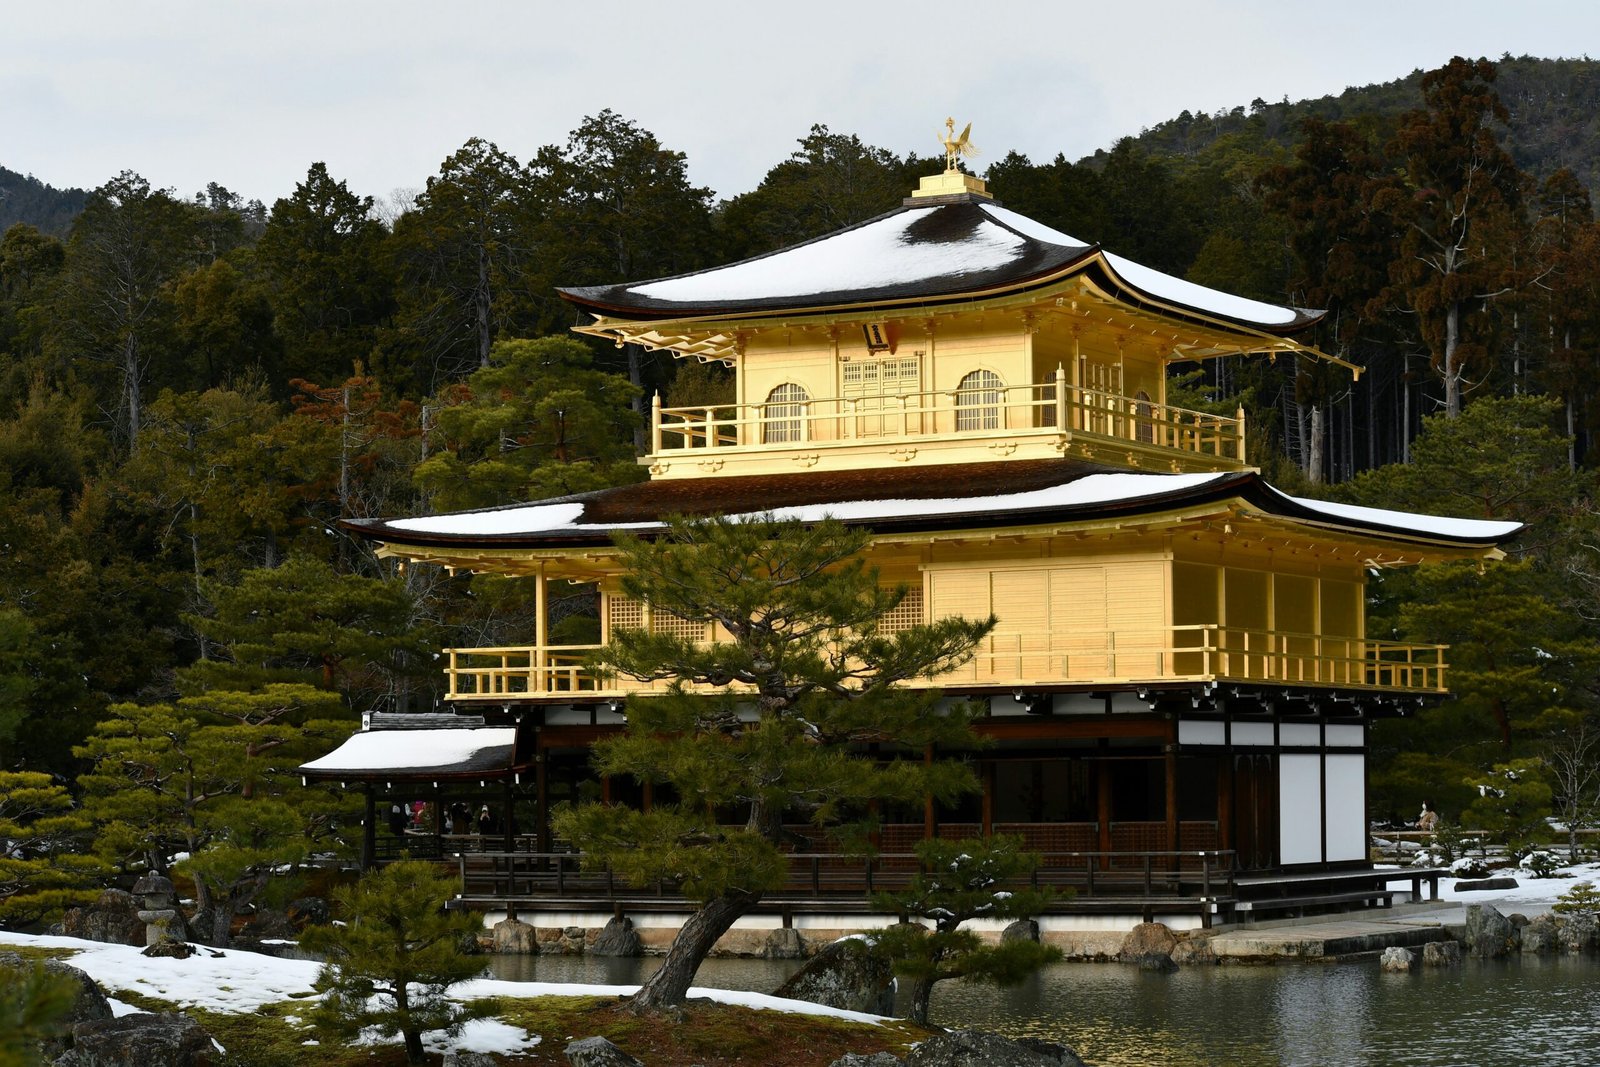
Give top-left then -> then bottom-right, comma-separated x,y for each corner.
486,953 -> 1600,1066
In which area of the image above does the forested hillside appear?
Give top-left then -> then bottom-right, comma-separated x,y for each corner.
2,57 -> 1599,926
0,166 -> 87,236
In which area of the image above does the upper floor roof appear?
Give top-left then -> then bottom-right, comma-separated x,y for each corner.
558,194 -> 1323,335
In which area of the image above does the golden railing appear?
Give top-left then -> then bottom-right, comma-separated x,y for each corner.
441,626 -> 1447,700
650,373 -> 1245,463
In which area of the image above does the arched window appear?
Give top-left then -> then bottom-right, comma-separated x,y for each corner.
955,369 -> 1003,431
763,382 -> 809,443
1135,389 -> 1155,444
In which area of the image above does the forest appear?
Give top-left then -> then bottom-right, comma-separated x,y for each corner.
3,55 -> 1600,926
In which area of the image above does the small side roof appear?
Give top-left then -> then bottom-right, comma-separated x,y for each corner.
300,723 -> 520,782
559,198 -> 1321,334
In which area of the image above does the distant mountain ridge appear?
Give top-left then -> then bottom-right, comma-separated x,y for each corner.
1099,55 -> 1600,195
0,166 -> 88,237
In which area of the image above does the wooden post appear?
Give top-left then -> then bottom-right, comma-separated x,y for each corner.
981,761 -> 994,838
361,785 -> 376,870
1165,745 -> 1179,856
502,778 -> 515,853
535,749 -> 551,854
1096,757 -> 1113,856
650,392 -> 663,454
534,562 -> 548,694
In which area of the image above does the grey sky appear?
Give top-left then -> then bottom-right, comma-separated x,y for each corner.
6,1 -> 1596,209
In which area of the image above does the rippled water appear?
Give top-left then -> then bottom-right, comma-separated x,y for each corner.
486,953 -> 1600,1066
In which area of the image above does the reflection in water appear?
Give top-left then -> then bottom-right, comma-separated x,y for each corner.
487,954 -> 1600,1067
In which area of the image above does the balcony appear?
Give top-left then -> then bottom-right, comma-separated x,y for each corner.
439,626 -> 1447,702
646,374 -> 1246,476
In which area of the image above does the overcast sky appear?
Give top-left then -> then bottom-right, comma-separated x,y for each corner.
6,1 -> 1597,209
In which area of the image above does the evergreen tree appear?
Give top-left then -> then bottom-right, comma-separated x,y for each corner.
554,514 -> 995,1013
1378,57 -> 1528,417
0,771 -> 103,927
0,959 -> 77,1066
871,835 -> 1061,1026
75,685 -> 355,945
301,861 -> 488,1066
413,336 -> 640,511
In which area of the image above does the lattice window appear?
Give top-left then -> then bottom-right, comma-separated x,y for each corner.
842,357 -> 920,399
651,610 -> 710,641
763,382 -> 809,443
955,369 -> 1003,431
878,587 -> 924,633
608,595 -> 645,632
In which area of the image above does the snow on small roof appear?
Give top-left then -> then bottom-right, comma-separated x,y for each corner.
299,726 -> 517,778
1279,492 -> 1523,541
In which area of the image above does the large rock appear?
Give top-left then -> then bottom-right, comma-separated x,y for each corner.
905,1030 -> 1090,1067
762,926 -> 806,959
492,917 -> 539,955
1561,913 -> 1599,954
0,953 -> 114,1060
61,889 -> 145,947
286,896 -> 330,928
564,1035 -> 644,1067
828,1054 -> 904,1067
591,916 -> 643,958
58,1012 -> 215,1067
1118,922 -> 1177,958
1118,922 -> 1177,971
443,1054 -> 500,1067
1170,936 -> 1217,966
1521,914 -> 1562,955
1002,918 -> 1041,943
1422,940 -> 1463,967
773,936 -> 894,1016
1455,876 -> 1519,892
1380,946 -> 1417,973
1464,904 -> 1519,958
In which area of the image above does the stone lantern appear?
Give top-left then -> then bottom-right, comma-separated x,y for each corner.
131,872 -> 180,947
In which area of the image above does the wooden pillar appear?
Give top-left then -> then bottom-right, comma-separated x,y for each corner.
980,761 -> 994,838
534,562 -> 548,693
361,785 -> 376,870
1165,746 -> 1179,854
535,750 -> 551,853
502,778 -> 515,853
1218,754 -> 1234,856
1096,757 -> 1113,855
923,745 -> 936,841
430,784 -> 443,860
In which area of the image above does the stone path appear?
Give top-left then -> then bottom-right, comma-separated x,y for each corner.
1208,908 -> 1460,961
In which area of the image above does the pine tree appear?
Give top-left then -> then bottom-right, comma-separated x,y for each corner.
0,771 -> 103,927
871,836 -> 1062,1026
554,514 -> 995,1014
301,861 -> 488,1066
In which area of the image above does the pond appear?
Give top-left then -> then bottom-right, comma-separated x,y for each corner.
485,953 -> 1600,1066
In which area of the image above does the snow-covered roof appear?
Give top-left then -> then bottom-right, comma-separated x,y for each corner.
300,727 -> 518,780
347,459 -> 1523,553
558,196 -> 1320,333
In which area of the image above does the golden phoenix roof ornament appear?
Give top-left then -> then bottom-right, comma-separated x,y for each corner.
939,118 -> 978,172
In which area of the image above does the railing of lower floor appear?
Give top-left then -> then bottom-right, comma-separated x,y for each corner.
455,847 -> 1237,909
440,626 -> 1448,699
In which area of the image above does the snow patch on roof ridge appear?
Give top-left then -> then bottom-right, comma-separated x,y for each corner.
626,208 -> 1026,303
1102,251 -> 1302,327
979,203 -> 1086,247
1280,491 -> 1523,540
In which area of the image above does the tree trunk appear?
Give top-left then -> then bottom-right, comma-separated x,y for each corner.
1307,403 -> 1325,485
907,974 -> 937,1025
123,334 -> 142,454
1444,301 -> 1463,417
629,889 -> 757,1013
476,245 -> 492,369
396,984 -> 425,1065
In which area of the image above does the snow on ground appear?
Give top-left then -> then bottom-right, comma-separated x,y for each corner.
1384,860 -> 1600,917
0,928 -> 886,1050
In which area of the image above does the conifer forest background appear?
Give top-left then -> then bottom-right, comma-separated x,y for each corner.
5,56 -> 1600,922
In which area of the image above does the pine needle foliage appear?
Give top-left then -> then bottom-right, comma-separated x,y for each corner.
555,513 -> 995,1012
301,861 -> 488,1066
871,835 -> 1063,1025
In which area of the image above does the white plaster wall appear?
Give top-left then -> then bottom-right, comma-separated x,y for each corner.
1278,754 -> 1323,865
